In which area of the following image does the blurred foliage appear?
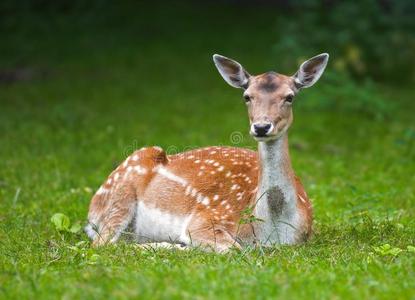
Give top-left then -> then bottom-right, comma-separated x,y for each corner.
1,0 -> 414,83
273,0 -> 415,83
0,0 -> 412,121
299,70 -> 396,120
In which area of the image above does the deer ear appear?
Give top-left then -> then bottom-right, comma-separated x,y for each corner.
213,54 -> 250,89
293,53 -> 329,89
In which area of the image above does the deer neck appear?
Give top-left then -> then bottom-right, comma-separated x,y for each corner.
255,134 -> 299,244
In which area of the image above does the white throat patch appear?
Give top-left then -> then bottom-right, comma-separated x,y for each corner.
255,136 -> 299,245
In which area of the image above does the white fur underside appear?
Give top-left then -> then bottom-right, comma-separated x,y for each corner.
135,201 -> 192,244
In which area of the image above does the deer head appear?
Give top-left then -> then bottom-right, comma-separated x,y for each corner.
213,53 -> 329,142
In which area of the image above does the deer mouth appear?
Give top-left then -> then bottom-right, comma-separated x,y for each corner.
251,132 -> 278,142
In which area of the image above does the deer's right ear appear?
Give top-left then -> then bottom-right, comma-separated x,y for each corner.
213,54 -> 250,89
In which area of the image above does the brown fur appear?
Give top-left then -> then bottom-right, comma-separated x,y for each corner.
87,145 -> 312,249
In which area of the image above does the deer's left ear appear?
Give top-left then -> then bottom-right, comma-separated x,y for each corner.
293,53 -> 329,89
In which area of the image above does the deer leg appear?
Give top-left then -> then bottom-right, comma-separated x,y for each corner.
188,225 -> 241,253
86,146 -> 169,247
86,187 -> 137,247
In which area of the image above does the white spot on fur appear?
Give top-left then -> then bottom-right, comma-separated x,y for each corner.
197,193 -> 203,203
236,192 -> 244,201
123,157 -> 130,168
202,197 -> 210,206
231,184 -> 239,190
123,166 -> 133,179
221,220 -> 235,225
185,185 -> 192,196
134,165 -> 147,175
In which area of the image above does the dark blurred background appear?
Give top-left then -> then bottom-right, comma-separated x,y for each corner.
2,0 -> 414,82
1,0 -> 414,122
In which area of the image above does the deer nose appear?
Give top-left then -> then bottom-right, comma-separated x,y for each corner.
252,123 -> 273,137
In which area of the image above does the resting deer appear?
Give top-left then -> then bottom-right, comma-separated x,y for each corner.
85,53 -> 329,252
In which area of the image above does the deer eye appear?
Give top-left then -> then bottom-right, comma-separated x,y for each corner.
243,95 -> 251,103
285,95 -> 294,104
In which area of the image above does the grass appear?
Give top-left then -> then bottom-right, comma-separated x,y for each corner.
0,2 -> 414,299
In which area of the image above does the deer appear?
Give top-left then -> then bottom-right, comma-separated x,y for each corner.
85,53 -> 329,252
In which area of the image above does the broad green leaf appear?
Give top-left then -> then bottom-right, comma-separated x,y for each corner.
69,222 -> 82,234
51,213 -> 70,231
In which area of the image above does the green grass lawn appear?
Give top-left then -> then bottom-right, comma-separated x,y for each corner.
1,2 -> 414,299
